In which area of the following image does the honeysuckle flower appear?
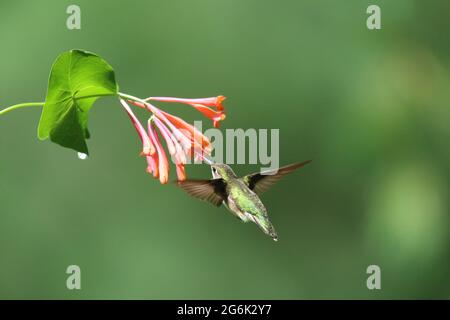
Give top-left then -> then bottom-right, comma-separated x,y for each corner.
175,163 -> 186,181
129,100 -> 192,150
145,96 -> 226,128
160,111 -> 212,153
119,93 -> 225,184
146,153 -> 158,178
190,104 -> 226,128
152,116 -> 187,165
151,117 -> 176,156
119,99 -> 155,156
148,120 -> 169,184
146,96 -> 226,111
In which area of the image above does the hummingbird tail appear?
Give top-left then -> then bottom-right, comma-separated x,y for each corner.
247,213 -> 278,241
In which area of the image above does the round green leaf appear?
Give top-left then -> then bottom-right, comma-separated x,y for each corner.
38,49 -> 118,154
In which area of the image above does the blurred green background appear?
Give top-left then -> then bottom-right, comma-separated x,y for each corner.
0,0 -> 449,299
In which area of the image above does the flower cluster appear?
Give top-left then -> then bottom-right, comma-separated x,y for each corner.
119,95 -> 226,184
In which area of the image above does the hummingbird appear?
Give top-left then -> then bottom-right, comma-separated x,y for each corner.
176,160 -> 311,241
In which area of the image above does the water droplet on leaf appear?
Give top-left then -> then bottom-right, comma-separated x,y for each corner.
77,152 -> 88,160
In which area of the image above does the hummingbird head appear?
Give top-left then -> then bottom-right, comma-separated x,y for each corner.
211,163 -> 236,180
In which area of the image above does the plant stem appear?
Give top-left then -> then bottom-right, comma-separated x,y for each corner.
0,93 -> 117,117
118,92 -> 143,103
0,102 -> 45,116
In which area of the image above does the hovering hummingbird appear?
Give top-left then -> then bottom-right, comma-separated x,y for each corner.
177,160 -> 311,241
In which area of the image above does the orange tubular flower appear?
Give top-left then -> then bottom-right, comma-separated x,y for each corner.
120,93 -> 225,184
148,120 -> 169,184
152,116 -> 187,165
147,96 -> 226,111
160,111 -> 212,152
190,104 -> 226,128
146,153 -> 159,178
152,117 -> 176,156
175,163 -> 186,181
146,96 -> 226,128
119,99 -> 155,156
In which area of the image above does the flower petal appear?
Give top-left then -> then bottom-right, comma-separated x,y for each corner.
160,111 -> 212,152
152,117 -> 176,155
191,104 -> 226,128
131,100 -> 193,151
175,164 -> 187,181
119,99 -> 155,156
153,117 -> 186,165
146,154 -> 159,178
146,96 -> 226,111
148,121 -> 169,184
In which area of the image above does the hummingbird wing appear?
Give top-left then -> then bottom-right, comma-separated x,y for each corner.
177,179 -> 227,206
242,160 -> 311,195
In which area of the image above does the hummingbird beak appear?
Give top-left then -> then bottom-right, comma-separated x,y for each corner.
202,156 -> 214,165
211,166 -> 220,179
193,150 -> 214,165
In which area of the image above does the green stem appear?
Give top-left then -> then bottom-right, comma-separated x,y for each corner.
118,92 -> 142,103
0,93 -> 116,117
0,102 -> 45,116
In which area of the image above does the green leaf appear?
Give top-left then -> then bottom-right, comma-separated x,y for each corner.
38,49 -> 118,154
